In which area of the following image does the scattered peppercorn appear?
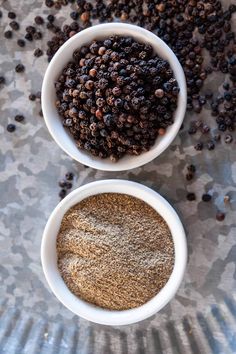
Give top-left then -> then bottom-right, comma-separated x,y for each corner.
216,211 -> 225,222
34,48 -> 43,57
7,123 -> 16,132
186,193 -> 196,201
17,39 -> 25,48
59,189 -> 67,199
4,30 -> 13,39
15,64 -> 25,73
29,94 -> 36,101
9,21 -> 19,31
8,12 -> 16,19
33,32 -> 42,40
65,172 -> 74,180
14,114 -> 25,122
34,16 -> 44,25
47,14 -> 55,23
202,194 -> 212,202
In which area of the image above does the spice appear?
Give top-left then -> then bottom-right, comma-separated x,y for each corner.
187,192 -> 196,201
15,64 -> 25,73
7,124 -> 16,132
57,193 -> 174,310
55,35 -> 179,161
202,194 -> 212,202
14,114 -> 25,122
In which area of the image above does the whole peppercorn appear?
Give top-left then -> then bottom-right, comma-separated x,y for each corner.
29,94 -> 36,101
8,12 -> 16,19
17,39 -> 25,47
15,64 -> 25,73
47,14 -> 55,23
25,33 -> 33,41
26,25 -> 36,34
202,194 -> 212,202
7,123 -> 16,132
45,0 -> 54,7
34,32 -> 42,40
14,114 -> 25,122
65,172 -> 74,180
9,21 -> 19,31
34,16 -> 44,25
194,142 -> 203,151
216,211 -> 225,222
59,189 -> 67,199
34,48 -> 43,57
186,192 -> 196,201
4,31 -> 13,39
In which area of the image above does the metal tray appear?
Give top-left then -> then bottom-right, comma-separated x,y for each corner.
0,0 -> 236,353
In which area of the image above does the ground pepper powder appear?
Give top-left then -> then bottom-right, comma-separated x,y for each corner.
57,193 -> 174,310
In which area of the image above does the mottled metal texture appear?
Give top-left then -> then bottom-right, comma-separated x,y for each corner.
0,0 -> 236,353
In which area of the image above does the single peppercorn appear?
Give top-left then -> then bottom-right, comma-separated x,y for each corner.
34,48 -> 43,57
186,192 -> 196,201
29,94 -> 36,101
59,189 -> 67,199
34,16 -> 44,25
7,123 -> 16,132
8,12 -> 16,19
14,114 -> 25,122
65,172 -> 74,180
4,30 -> 13,39
9,21 -> 19,30
202,194 -> 212,202
17,39 -> 25,47
225,134 -> 233,144
15,64 -> 25,73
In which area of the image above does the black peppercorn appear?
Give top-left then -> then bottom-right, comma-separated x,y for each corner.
186,193 -> 196,201
65,172 -> 74,180
14,114 -> 25,122
7,123 -> 16,132
59,189 -> 67,199
4,31 -> 13,39
34,48 -> 43,57
15,64 -> 25,73
9,21 -> 19,31
17,39 -> 25,47
202,194 -> 212,202
34,16 -> 44,25
8,12 -> 16,19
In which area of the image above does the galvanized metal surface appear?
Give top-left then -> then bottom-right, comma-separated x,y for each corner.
0,0 -> 236,353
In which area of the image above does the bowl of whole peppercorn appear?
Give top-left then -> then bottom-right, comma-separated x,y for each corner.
42,23 -> 187,171
41,179 -> 187,325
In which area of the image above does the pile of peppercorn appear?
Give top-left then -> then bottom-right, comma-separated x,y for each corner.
55,36 -> 179,161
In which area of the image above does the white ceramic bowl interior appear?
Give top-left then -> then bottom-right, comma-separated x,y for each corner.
42,23 -> 187,171
41,180 -> 187,326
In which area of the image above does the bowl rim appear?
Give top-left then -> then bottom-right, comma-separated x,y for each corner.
42,23 -> 187,172
41,179 -> 187,326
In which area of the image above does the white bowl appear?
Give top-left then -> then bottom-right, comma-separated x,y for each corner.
41,180 -> 187,326
42,23 -> 187,171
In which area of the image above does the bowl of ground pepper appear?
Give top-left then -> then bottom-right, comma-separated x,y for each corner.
41,180 -> 187,326
42,23 -> 187,171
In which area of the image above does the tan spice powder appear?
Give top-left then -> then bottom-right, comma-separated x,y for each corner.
57,193 -> 174,311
